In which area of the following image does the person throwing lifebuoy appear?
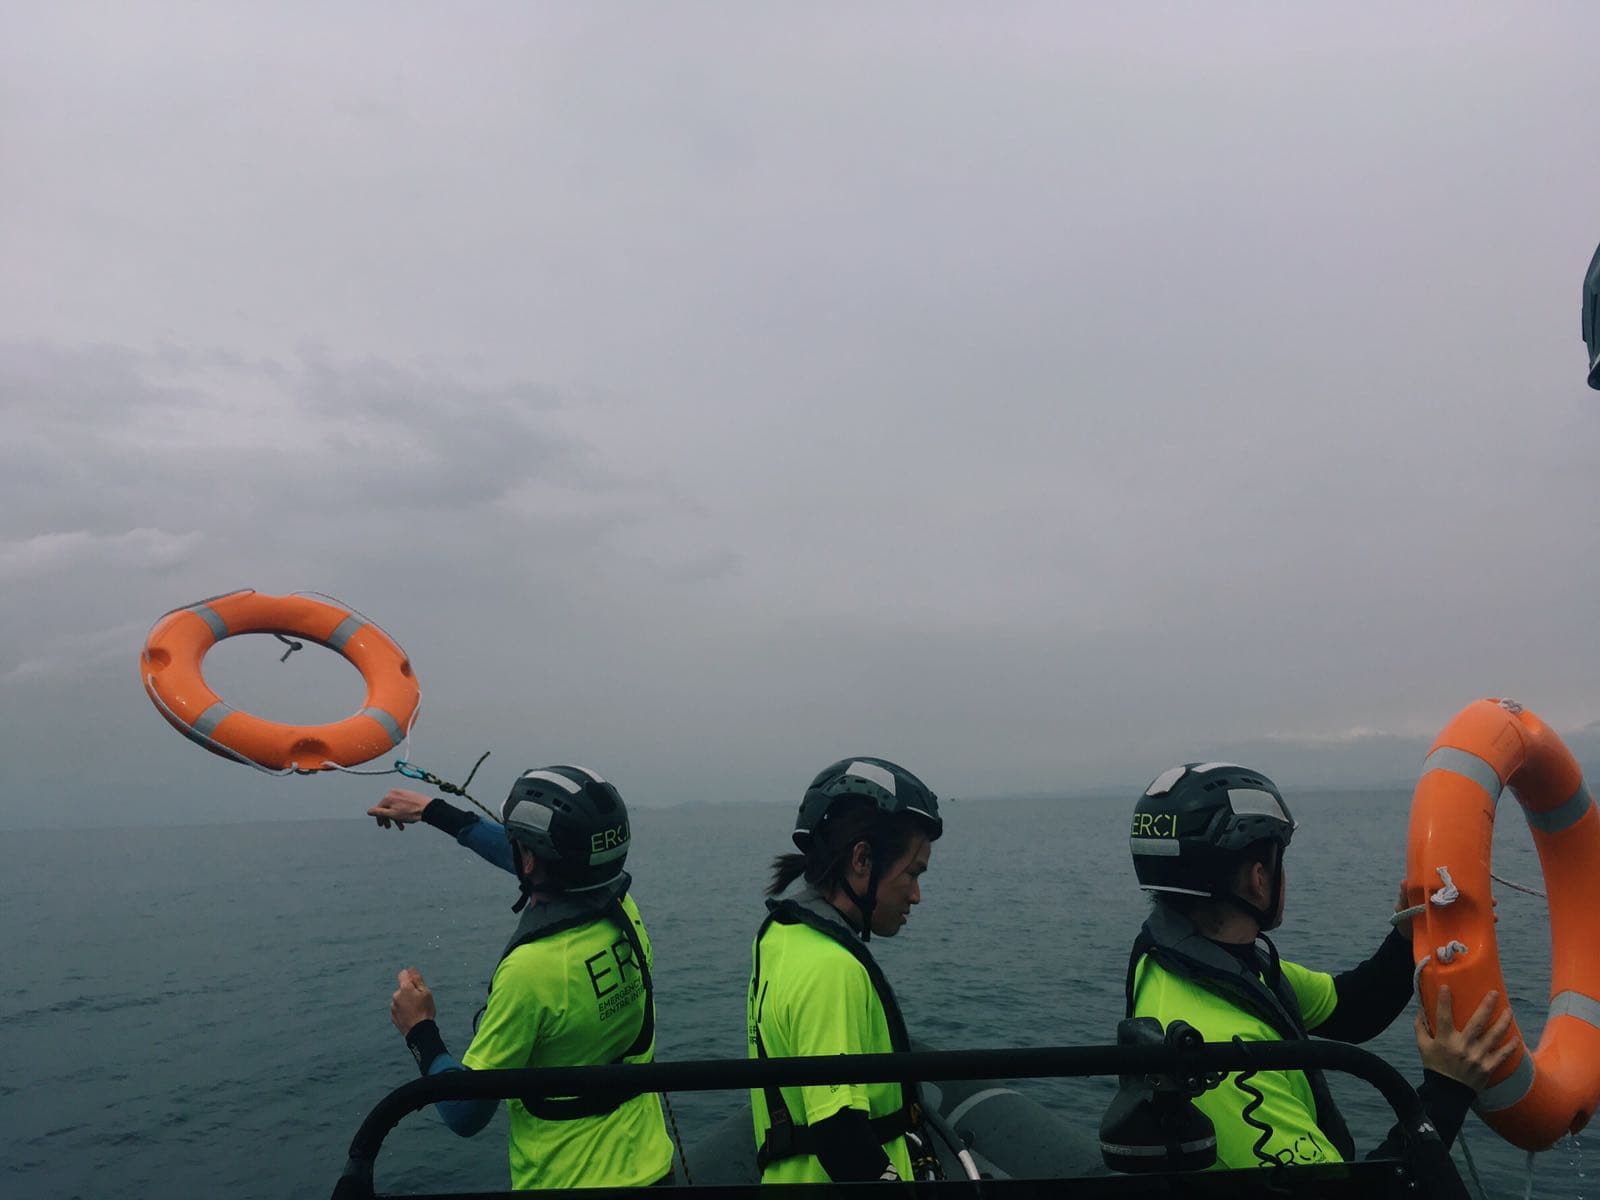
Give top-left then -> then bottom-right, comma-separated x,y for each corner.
382,766 -> 674,1190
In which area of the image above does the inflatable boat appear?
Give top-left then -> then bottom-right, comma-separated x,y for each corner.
331,1036 -> 1471,1199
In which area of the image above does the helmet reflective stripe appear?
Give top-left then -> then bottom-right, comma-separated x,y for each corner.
506,799 -> 554,831
521,769 -> 582,794
561,876 -> 622,893
502,764 -> 630,892
1130,836 -> 1180,857
1228,788 -> 1291,822
1129,762 -> 1293,898
793,756 -> 942,851
1144,766 -> 1189,796
844,760 -> 897,795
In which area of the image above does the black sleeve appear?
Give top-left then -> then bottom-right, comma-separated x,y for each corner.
420,798 -> 478,838
1313,927 -> 1414,1043
1366,1070 -> 1476,1159
810,1108 -> 895,1182
404,1018 -> 449,1075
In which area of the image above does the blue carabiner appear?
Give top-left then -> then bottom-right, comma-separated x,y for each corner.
394,760 -> 429,781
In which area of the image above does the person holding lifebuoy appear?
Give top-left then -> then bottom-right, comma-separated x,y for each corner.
748,757 -> 942,1184
1124,762 -> 1516,1169
382,766 -> 675,1190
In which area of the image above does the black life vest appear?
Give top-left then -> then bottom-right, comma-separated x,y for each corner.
490,870 -> 656,1121
750,889 -> 920,1173
1124,904 -> 1356,1162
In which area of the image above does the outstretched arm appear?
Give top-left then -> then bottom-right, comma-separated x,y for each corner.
368,788 -> 516,875
1311,884 -> 1417,1043
390,968 -> 498,1137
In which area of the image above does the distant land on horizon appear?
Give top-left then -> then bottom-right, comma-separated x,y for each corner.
959,719 -> 1600,803
9,722 -> 1599,833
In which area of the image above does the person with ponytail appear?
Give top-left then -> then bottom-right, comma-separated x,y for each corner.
747,757 -> 943,1184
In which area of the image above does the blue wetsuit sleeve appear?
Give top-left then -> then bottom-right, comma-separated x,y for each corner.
403,1020 -> 498,1137
457,815 -> 516,874
420,798 -> 516,875
427,1055 -> 499,1137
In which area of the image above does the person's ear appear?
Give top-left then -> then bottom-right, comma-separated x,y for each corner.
850,839 -> 873,880
1248,860 -> 1273,906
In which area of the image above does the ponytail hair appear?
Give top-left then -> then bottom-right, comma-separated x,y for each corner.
766,798 -> 927,897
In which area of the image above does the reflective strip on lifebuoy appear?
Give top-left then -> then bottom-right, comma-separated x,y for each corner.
1406,698 -> 1600,1150
140,589 -> 421,771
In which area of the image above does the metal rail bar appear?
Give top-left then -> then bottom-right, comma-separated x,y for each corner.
334,1040 -> 1466,1200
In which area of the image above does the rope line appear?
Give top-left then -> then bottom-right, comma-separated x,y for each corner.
1455,1128 -> 1491,1200
144,675 -> 299,777
1431,866 -> 1461,906
662,1093 -> 692,1184
1491,871 -> 1547,899
315,701 -> 423,778
1390,904 -> 1426,928
394,751 -> 500,823
145,587 -> 425,778
1404,865 -> 1472,1000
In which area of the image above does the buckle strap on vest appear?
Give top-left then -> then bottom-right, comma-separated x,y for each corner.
755,1107 -> 914,1174
751,898 -> 920,1172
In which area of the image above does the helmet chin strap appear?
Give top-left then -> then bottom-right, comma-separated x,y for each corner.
838,850 -> 884,942
1220,891 -> 1276,930
511,869 -> 534,913
510,844 -> 536,913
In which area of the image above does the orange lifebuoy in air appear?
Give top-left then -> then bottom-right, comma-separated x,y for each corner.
140,589 -> 420,772
1406,698 -> 1600,1151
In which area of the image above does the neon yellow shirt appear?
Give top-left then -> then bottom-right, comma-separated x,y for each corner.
461,893 -> 673,1190
747,916 -> 913,1184
1131,953 -> 1342,1168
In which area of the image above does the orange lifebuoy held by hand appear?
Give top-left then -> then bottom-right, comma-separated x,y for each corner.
1406,698 -> 1600,1150
140,589 -> 421,772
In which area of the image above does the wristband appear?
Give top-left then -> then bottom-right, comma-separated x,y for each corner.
404,1018 -> 448,1075
421,798 -> 478,838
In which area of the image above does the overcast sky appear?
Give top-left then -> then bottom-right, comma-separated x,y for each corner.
3,4 -> 1598,828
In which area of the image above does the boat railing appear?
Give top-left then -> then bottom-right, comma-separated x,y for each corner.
333,1039 -> 1469,1200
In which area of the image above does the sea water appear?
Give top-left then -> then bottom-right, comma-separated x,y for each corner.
2,791 -> 1571,1198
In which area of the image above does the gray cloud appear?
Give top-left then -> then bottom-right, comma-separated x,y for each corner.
0,528 -> 202,582
2,4 -> 1598,827
0,619 -> 150,687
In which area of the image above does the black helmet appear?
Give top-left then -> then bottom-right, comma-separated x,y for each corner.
1129,762 -> 1295,899
1584,241 -> 1600,389
502,765 -> 629,892
793,757 -> 943,852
